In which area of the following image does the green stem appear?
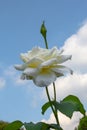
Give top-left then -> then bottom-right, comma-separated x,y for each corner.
45,87 -> 55,114
53,82 -> 56,101
53,82 -> 60,125
42,27 -> 60,126
44,37 -> 48,49
45,86 -> 59,125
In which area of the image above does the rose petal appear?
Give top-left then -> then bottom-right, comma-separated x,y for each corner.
28,47 -> 48,59
20,47 -> 44,62
21,73 -> 32,80
39,58 -> 57,68
14,64 -> 26,71
51,65 -> 73,75
26,57 -> 43,67
57,55 -> 72,64
33,71 -> 56,87
23,68 -> 39,78
20,53 -> 30,62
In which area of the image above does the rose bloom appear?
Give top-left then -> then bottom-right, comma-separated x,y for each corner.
14,47 -> 72,87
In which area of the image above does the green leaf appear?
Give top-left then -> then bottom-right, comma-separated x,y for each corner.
24,122 -> 62,130
78,116 -> 87,130
54,101 -> 77,118
62,95 -> 86,116
42,102 -> 51,115
24,122 -> 48,130
42,95 -> 85,119
3,120 -> 23,130
54,95 -> 86,118
42,95 -> 86,118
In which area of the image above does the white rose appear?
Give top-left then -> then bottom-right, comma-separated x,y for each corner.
14,47 -> 72,87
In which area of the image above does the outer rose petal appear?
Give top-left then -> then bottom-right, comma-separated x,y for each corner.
33,71 -> 56,87
23,68 -> 39,78
57,55 -> 72,64
49,47 -> 64,56
51,65 -> 73,75
14,64 -> 26,70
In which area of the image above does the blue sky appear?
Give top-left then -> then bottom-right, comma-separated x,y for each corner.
0,0 -> 87,129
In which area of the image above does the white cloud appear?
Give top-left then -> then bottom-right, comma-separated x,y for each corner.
62,22 -> 87,73
0,77 -> 6,89
43,73 -> 87,109
48,73 -> 87,103
42,22 -> 87,130
42,112 -> 83,130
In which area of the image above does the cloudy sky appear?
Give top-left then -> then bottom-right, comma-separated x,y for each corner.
0,0 -> 87,130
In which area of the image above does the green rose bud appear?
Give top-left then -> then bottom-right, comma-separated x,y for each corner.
40,21 -> 47,39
